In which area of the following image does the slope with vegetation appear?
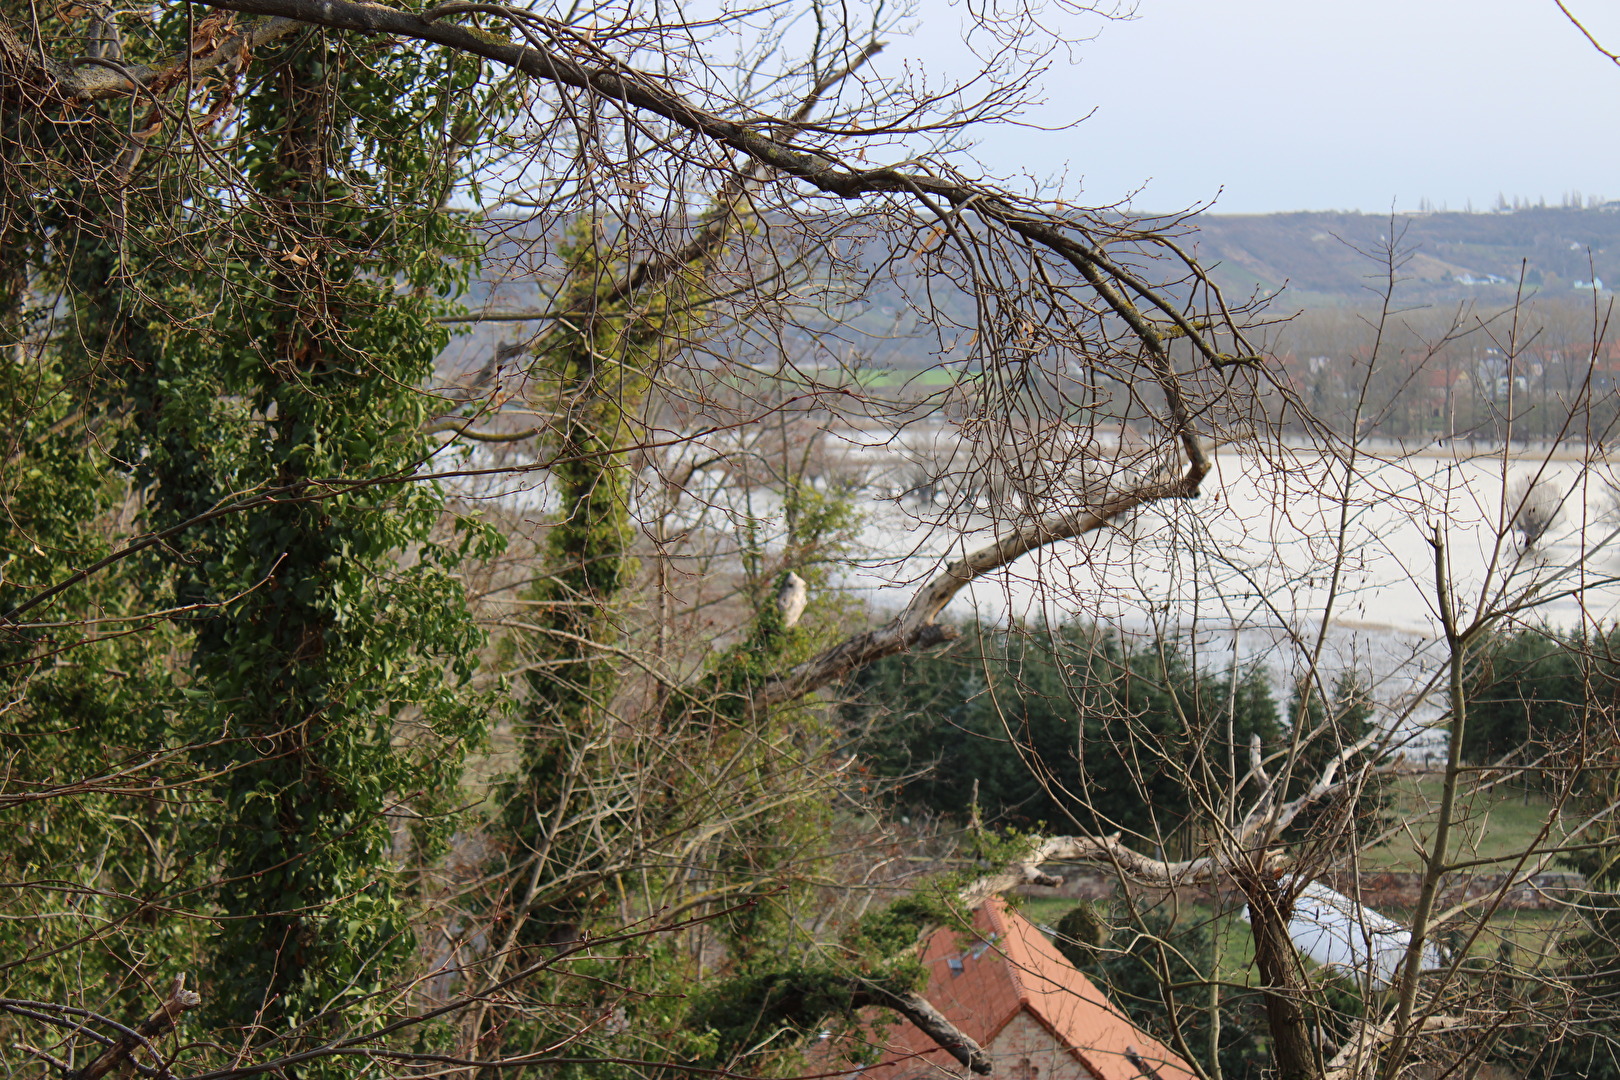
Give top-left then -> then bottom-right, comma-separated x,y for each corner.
1185,206 -> 1620,307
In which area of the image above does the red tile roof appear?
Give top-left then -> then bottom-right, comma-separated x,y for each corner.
871,900 -> 1199,1080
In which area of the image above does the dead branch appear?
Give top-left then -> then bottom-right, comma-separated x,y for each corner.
1322,1014 -> 1467,1080
952,722 -> 1392,908
71,976 -> 200,1080
754,465 -> 1205,710
958,834 -> 1226,909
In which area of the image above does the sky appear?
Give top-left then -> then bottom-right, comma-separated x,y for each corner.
892,0 -> 1620,215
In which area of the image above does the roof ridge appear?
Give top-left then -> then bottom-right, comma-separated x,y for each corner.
982,899 -> 1035,1006
958,901 -> 1024,1044
998,900 -> 1133,1017
868,898 -> 1198,1080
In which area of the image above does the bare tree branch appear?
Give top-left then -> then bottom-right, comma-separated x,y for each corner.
1555,0 -> 1620,65
71,976 -> 200,1080
51,0 -> 1244,388
754,463 -> 1204,710
860,987 -> 993,1075
958,833 -> 1226,908
1322,1015 -> 1467,1080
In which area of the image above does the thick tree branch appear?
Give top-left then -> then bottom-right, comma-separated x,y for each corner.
958,833 -> 1226,909
1242,727 -> 1381,839
596,37 -> 887,308
856,986 -> 993,1075
952,713 -> 1390,908
1,14 -> 297,102
1322,1015 -> 1466,1080
754,464 -> 1204,710
501,33 -> 882,366
89,0 -> 1241,385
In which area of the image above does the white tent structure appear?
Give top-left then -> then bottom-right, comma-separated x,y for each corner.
1243,879 -> 1443,992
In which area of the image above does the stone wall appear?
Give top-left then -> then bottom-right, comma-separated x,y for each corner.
986,1008 -> 1089,1080
1318,869 -> 1586,911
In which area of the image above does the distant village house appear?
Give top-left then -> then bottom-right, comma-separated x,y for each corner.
852,900 -> 1197,1080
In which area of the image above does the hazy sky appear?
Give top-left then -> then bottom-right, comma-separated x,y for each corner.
894,0 -> 1620,215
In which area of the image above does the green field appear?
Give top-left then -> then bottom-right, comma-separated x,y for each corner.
1019,893 -> 1571,990
1015,778 -> 1584,986
814,366 -> 970,389
1359,777 -> 1570,872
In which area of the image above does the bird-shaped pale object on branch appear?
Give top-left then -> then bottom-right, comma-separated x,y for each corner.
775,571 -> 808,629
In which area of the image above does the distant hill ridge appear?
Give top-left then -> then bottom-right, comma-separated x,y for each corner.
442,207 -> 1620,379
1178,206 -> 1620,307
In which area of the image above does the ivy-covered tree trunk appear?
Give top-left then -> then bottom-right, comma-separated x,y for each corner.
487,216 -> 868,1074
502,228 -> 655,947
3,1 -> 496,1051
145,30 -> 493,1039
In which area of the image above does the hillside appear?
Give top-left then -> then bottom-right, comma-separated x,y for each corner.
441,207 -> 1620,378
1180,206 -> 1620,307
